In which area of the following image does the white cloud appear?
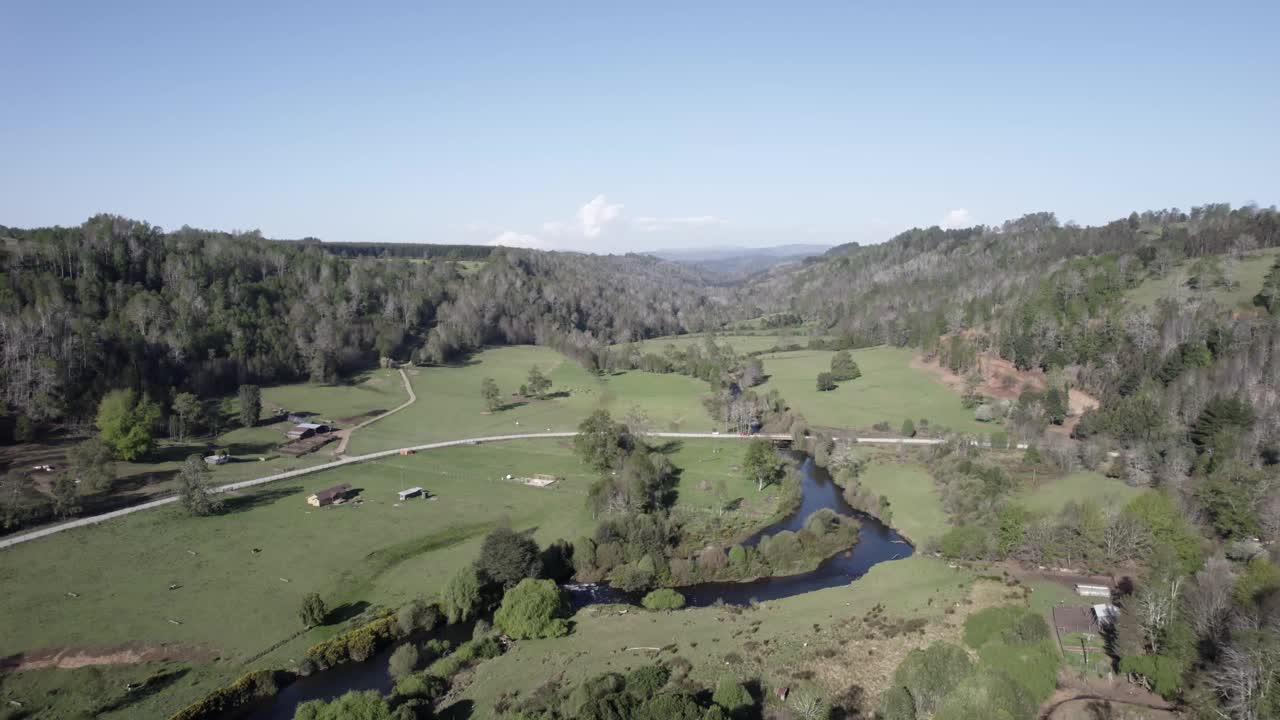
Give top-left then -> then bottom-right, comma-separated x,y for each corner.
576,194 -> 624,238
942,208 -> 974,228
632,215 -> 724,232
488,230 -> 544,248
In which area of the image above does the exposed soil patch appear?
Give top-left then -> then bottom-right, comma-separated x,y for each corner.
1042,676 -> 1176,720
1,642 -> 219,672
911,353 -> 1100,435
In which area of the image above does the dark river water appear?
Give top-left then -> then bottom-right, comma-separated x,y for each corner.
247,455 -> 911,719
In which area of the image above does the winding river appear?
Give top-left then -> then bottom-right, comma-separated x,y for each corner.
248,455 -> 911,719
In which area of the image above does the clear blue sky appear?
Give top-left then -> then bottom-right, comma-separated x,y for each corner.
2,1 -> 1277,252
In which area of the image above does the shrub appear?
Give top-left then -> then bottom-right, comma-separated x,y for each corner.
962,607 -> 1026,649
890,642 -> 974,718
816,372 -> 836,391
974,404 -> 995,422
170,670 -> 291,720
611,562 -> 657,592
938,525 -> 990,560
425,636 -> 503,679
299,593 -> 328,628
387,643 -> 420,680
728,545 -> 747,568
305,613 -> 402,669
294,690 -> 391,720
625,664 -> 671,696
636,693 -> 703,720
641,588 -> 686,611
494,578 -> 570,639
712,678 -> 754,718
568,673 -> 627,716
396,597 -> 441,635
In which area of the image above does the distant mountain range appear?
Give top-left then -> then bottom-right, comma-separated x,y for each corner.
647,244 -> 831,279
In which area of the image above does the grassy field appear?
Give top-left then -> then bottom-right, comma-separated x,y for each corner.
0,438 -> 793,717
855,459 -> 949,544
1014,470 -> 1147,515
453,556 -> 980,716
1126,248 -> 1279,310
349,346 -> 714,454
755,346 -> 988,434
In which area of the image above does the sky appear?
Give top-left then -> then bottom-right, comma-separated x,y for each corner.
1,1 -> 1278,253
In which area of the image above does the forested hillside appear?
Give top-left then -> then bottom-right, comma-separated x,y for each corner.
0,215 -> 722,432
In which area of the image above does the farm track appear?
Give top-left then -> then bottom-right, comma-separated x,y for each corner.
0,434 -> 945,550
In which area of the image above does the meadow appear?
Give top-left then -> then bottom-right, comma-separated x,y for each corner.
348,346 -> 713,454
0,437 -> 796,717
755,346 -> 989,434
1013,470 -> 1147,515
1125,247 -> 1279,310
855,458 -> 949,544
625,333 -> 815,355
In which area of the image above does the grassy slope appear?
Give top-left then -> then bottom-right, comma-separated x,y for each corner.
349,346 -> 713,454
756,346 -> 988,434
1126,248 -> 1279,309
1014,470 -> 1146,515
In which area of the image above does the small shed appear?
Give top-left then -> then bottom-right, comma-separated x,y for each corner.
298,422 -> 332,434
204,453 -> 230,466
397,487 -> 424,501
308,483 -> 353,507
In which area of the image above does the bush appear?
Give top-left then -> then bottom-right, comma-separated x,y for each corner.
816,372 -> 836,391
625,664 -> 671,696
962,607 -> 1026,649
170,670 -> 291,720
889,642 -> 974,718
712,678 -> 754,718
299,593 -> 328,628
396,598 -> 441,635
974,404 -> 995,422
611,562 -> 657,592
494,578 -> 570,639
306,613 -> 402,669
425,636 -> 503,679
728,545 -> 747,568
641,588 -> 686,611
387,643 -> 421,680
938,525 -> 990,560
636,693 -> 702,720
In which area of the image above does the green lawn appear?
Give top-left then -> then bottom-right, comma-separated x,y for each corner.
856,460 -> 948,544
349,346 -> 714,454
1013,471 -> 1147,515
257,368 -> 407,422
1126,248 -> 1279,310
756,346 -> 988,434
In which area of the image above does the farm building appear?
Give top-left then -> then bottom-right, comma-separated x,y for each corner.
397,487 -> 424,501
204,453 -> 230,466
308,483 -> 353,507
285,422 -> 333,440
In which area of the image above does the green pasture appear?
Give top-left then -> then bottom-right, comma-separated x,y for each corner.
755,346 -> 988,434
348,346 -> 713,454
855,459 -> 948,544
1013,470 -> 1146,516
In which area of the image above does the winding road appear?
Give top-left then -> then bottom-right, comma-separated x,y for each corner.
0,432 -> 946,551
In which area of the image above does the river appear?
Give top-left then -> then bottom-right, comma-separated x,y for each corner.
247,454 -> 911,719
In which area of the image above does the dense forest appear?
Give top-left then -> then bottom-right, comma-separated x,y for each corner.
0,215 -> 723,431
